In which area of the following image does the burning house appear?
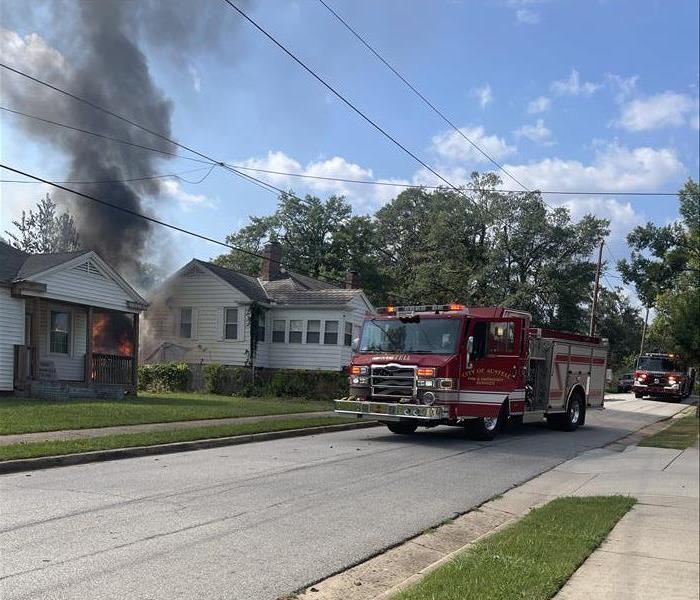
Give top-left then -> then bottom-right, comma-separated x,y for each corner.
0,241 -> 148,399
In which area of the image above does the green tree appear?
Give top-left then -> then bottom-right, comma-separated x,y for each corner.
5,193 -> 80,253
619,179 -> 700,363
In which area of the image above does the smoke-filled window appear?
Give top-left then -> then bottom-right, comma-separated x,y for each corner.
272,320 -> 286,343
224,308 -> 238,340
179,308 -> 193,339
289,320 -> 303,343
50,311 -> 71,354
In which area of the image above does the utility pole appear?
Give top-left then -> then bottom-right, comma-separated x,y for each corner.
589,240 -> 604,337
639,306 -> 650,355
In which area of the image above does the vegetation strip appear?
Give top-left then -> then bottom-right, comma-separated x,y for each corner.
0,416 -> 358,461
638,415 -> 699,450
392,496 -> 635,600
0,393 -> 333,435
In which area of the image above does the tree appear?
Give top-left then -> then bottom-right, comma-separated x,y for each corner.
596,288 -> 644,372
5,193 -> 80,253
619,179 -> 700,364
213,192 -> 384,297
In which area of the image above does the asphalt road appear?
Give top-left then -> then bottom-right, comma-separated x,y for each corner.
0,395 -> 690,600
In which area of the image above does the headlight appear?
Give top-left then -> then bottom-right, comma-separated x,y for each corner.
350,376 -> 368,385
668,376 -> 677,384
350,366 -> 369,375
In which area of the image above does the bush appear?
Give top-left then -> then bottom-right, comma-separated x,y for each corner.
138,362 -> 190,392
201,364 -> 348,399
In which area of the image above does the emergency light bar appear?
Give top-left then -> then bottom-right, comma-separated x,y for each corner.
376,303 -> 466,316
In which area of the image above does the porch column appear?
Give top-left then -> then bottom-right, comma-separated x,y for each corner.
31,298 -> 40,376
85,306 -> 93,383
132,313 -> 139,387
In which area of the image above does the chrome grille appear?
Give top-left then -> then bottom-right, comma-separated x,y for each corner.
371,364 -> 416,400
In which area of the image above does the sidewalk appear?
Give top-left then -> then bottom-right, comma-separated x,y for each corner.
297,411 -> 699,600
0,410 -> 336,445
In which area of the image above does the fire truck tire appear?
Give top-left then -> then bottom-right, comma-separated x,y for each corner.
385,421 -> 419,435
634,392 -> 644,399
465,403 -> 507,441
549,392 -> 585,431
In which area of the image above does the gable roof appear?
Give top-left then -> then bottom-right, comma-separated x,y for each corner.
0,241 -> 29,282
195,260 -> 269,303
186,258 -> 365,307
15,250 -> 89,279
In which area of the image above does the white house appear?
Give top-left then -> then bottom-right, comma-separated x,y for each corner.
0,240 -> 147,398
142,242 -> 374,371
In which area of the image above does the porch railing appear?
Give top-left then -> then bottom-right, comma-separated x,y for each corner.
92,353 -> 133,385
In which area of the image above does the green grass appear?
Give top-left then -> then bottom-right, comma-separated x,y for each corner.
393,496 -> 635,600
0,393 -> 334,435
0,415 -> 357,461
638,416 -> 699,450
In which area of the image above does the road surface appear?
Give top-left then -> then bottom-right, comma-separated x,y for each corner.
0,396 -> 689,600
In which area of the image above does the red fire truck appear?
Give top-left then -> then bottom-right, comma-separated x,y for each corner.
633,353 -> 695,401
335,305 -> 608,440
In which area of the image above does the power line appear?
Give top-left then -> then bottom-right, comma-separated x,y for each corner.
219,0 -> 471,202
0,165 -> 216,186
316,0 -> 530,193
0,163 -> 402,295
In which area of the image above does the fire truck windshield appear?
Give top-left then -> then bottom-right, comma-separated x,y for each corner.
359,317 -> 462,355
637,356 -> 682,372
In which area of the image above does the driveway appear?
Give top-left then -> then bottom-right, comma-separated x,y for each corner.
0,395 -> 689,600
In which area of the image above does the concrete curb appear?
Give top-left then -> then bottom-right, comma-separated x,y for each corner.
0,421 -> 380,475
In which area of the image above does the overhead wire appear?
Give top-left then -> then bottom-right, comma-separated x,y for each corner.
0,165 -> 216,185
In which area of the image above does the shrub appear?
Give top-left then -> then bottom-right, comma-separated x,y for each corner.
203,364 -> 259,395
138,362 -> 190,392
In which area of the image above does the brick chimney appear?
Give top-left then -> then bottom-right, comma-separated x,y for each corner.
261,241 -> 282,281
345,270 -> 361,289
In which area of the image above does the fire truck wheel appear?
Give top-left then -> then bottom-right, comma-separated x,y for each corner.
385,421 -> 419,435
465,404 -> 507,441
634,393 -> 644,399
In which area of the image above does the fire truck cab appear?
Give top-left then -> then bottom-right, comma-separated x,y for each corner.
633,353 -> 695,401
335,305 -> 608,440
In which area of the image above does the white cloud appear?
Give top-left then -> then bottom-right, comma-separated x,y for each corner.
616,91 -> 699,131
473,84 -> 493,108
431,125 -> 516,163
551,69 -> 601,96
0,28 -> 67,76
160,180 -> 216,211
515,8 -> 540,24
527,96 -> 551,114
514,119 -> 554,145
187,65 -> 201,93
606,73 -> 638,103
501,143 -> 685,192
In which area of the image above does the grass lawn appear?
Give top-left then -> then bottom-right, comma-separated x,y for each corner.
0,393 -> 334,435
0,415 -> 357,461
638,415 -> 699,450
393,496 -> 635,600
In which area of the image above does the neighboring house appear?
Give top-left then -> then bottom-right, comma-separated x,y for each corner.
142,242 -> 374,371
0,240 -> 147,398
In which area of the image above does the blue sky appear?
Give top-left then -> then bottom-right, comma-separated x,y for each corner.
1,0 -> 698,300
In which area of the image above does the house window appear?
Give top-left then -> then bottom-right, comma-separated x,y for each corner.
179,308 -> 193,338
289,320 -> 303,344
306,320 -> 320,344
488,321 -> 516,354
272,320 -> 286,343
324,320 -> 339,345
344,322 -> 353,346
224,308 -> 238,340
257,312 -> 266,342
49,310 -> 70,354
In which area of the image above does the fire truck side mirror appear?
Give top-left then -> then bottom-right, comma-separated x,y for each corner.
466,335 -> 474,369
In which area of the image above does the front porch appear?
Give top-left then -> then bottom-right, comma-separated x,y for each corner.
13,297 -> 140,399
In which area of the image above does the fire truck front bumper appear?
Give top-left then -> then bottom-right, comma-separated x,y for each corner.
334,400 -> 446,421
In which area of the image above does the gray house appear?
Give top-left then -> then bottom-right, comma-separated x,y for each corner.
0,240 -> 147,398
142,242 -> 374,371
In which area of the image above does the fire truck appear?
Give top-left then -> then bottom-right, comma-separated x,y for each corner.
335,305 -> 608,440
633,352 -> 695,401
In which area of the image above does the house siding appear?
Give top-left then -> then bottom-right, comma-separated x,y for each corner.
0,288 -> 25,391
143,265 -> 251,366
23,259 -> 140,312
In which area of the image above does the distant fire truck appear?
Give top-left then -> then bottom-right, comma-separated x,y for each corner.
335,305 -> 608,440
633,352 -> 695,401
